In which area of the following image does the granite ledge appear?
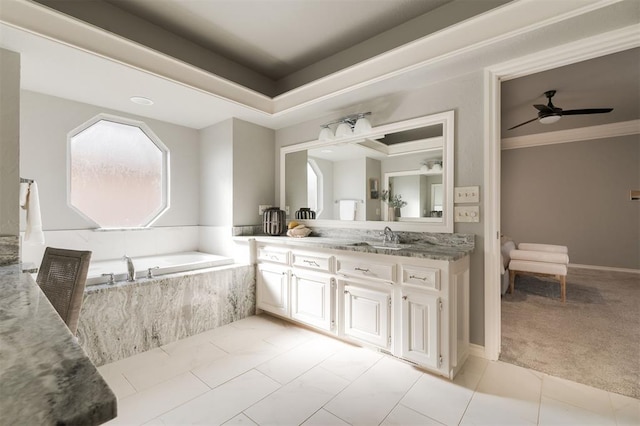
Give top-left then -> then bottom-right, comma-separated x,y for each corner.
234,233 -> 474,261
0,265 -> 117,425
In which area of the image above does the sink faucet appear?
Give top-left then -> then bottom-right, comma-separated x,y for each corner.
382,226 -> 399,244
123,255 -> 136,282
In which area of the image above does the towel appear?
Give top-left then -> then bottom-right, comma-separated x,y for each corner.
20,182 -> 45,245
339,200 -> 357,221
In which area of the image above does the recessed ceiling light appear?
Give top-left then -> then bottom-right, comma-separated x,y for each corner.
130,96 -> 154,106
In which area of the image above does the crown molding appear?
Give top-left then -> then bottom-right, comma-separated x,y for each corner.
501,119 -> 640,150
0,0 -> 274,114
1,0 -> 626,119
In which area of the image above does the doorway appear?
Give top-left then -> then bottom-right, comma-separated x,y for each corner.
482,27 -> 639,361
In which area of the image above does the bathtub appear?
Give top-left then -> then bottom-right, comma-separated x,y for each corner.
86,251 -> 234,286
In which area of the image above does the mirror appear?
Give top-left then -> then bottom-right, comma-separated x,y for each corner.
280,110 -> 454,232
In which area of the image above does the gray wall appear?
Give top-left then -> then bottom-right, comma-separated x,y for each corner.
501,136 -> 640,269
201,118 -> 275,227
20,91 -> 200,231
276,71 -> 486,345
0,49 -> 20,238
200,119 -> 233,227
285,150 -> 308,219
232,119 -> 276,226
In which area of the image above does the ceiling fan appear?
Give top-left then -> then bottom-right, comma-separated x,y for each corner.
508,90 -> 613,130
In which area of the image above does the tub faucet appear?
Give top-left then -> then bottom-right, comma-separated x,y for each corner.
123,255 -> 136,282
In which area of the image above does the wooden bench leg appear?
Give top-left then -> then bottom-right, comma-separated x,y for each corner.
509,270 -> 516,294
559,275 -> 566,303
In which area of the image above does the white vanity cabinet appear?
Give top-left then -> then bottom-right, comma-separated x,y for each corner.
256,246 -> 290,317
257,263 -> 290,317
291,269 -> 335,332
401,289 -> 440,369
253,240 -> 470,379
342,281 -> 392,349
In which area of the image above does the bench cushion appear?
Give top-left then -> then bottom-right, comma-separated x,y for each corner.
510,250 -> 569,265
509,259 -> 567,276
518,243 -> 568,254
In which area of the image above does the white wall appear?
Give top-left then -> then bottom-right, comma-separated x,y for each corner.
19,91 -> 201,264
20,91 -> 200,230
275,72 -> 486,345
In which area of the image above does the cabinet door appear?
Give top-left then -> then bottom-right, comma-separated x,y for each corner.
401,291 -> 440,369
343,283 -> 391,349
291,270 -> 334,331
257,264 -> 289,317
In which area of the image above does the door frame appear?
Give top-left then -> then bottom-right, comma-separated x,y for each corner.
482,25 -> 640,360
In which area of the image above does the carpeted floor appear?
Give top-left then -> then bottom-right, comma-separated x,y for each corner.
500,267 -> 640,399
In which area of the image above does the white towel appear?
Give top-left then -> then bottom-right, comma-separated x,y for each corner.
20,182 -> 45,245
339,200 -> 357,221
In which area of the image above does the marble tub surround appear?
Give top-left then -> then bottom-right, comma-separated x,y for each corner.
235,228 -> 474,261
0,265 -> 116,425
78,264 -> 256,366
0,235 -> 19,266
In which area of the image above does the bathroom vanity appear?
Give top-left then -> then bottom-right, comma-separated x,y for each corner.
246,235 -> 472,379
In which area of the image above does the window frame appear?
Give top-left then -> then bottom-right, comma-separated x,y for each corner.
67,113 -> 171,229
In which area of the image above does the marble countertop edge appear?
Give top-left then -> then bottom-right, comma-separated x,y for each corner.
233,235 -> 474,261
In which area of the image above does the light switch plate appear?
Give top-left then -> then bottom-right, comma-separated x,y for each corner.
455,206 -> 480,222
455,186 -> 480,203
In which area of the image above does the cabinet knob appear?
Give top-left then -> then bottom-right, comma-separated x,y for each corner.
402,295 -> 408,300
344,290 -> 350,295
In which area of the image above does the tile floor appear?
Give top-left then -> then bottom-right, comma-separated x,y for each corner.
99,314 -> 640,426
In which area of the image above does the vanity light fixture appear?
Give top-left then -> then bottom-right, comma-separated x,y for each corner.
130,96 -> 154,106
318,112 -> 372,140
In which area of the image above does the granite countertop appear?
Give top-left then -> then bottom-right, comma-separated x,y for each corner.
0,265 -> 117,425
234,233 -> 474,261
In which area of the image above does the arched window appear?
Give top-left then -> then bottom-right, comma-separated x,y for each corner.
68,114 -> 169,228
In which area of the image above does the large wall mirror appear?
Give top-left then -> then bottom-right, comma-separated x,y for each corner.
280,110 -> 454,232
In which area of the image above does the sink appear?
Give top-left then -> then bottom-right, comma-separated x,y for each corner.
351,242 -> 412,250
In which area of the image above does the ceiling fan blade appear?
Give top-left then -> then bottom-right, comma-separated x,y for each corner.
561,108 -> 613,115
507,117 -> 539,130
533,104 -> 554,113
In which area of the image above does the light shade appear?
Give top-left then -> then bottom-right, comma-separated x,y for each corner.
319,126 -> 334,141
539,115 -> 561,124
353,115 -> 372,134
335,121 -> 354,138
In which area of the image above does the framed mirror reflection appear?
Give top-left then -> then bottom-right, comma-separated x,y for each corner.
280,110 -> 454,232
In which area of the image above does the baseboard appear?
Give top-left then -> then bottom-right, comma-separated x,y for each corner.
569,263 -> 640,274
468,343 -> 487,359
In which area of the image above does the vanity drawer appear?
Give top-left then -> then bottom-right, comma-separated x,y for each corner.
292,252 -> 333,273
402,265 -> 440,290
337,258 -> 396,283
258,247 -> 290,265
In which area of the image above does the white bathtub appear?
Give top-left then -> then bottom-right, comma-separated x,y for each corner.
86,251 -> 234,286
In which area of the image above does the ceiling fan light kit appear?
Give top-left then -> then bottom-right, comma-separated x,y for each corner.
508,89 -> 613,130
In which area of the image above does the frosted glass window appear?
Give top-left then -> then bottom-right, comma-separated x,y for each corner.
68,116 -> 169,228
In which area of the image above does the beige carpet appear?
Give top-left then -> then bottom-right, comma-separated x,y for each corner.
500,267 -> 640,399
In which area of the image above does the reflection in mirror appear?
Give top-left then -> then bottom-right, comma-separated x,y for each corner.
281,110 -> 454,232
